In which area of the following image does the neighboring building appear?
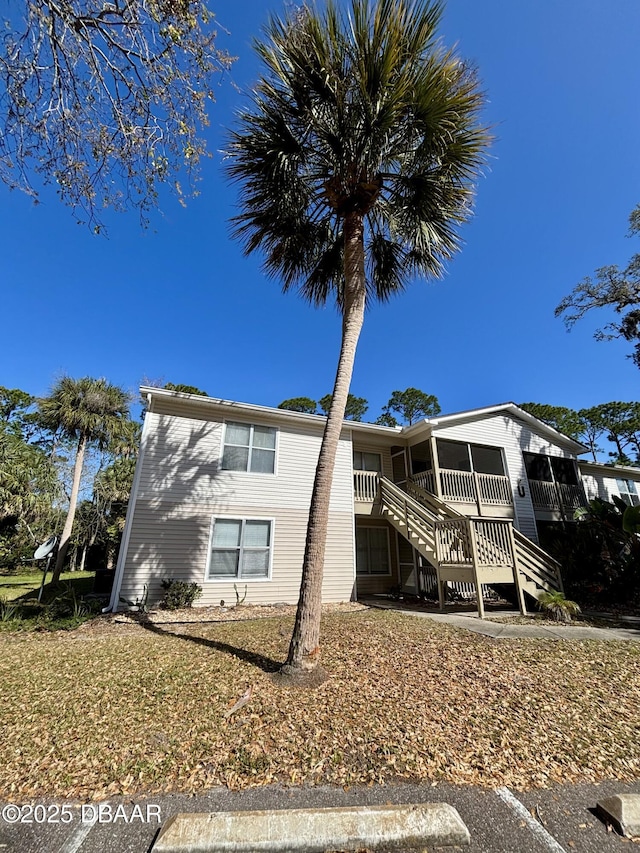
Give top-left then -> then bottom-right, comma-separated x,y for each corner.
108,389 -> 640,616
580,461 -> 640,507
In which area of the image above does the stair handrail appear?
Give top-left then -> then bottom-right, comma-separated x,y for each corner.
379,477 -> 440,530
406,477 -> 462,521
408,475 -> 563,593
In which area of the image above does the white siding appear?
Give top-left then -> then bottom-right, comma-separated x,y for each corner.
137,411 -> 353,513
119,405 -> 356,607
427,413 -> 576,543
580,465 -> 640,504
120,503 -> 355,606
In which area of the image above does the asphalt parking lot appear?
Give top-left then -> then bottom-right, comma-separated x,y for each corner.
1,779 -> 638,853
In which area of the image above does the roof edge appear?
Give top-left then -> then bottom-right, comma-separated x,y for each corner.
140,387 -> 402,435
403,401 -> 588,453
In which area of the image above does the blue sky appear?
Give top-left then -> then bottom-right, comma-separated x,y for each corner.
2,0 -> 639,423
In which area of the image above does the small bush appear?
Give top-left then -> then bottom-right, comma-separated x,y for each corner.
0,596 -> 21,622
537,591 -> 581,623
160,579 -> 202,610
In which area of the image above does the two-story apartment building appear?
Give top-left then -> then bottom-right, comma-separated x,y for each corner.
107,388 -> 640,615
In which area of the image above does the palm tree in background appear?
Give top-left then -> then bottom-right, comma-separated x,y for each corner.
227,0 -> 490,678
38,376 -> 130,582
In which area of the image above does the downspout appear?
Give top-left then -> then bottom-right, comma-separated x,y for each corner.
102,393 -> 153,613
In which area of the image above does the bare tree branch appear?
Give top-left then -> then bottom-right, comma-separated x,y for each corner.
0,0 -> 232,229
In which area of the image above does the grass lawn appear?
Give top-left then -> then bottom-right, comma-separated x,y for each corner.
0,608 -> 639,801
0,571 -> 95,602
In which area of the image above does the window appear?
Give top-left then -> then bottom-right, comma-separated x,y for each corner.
524,453 -> 578,485
550,457 -> 578,486
523,452 -> 553,482
221,422 -> 276,473
356,527 -> 390,575
616,479 -> 640,507
470,445 -> 505,477
409,441 -> 431,475
353,450 -> 382,471
434,439 -> 505,477
436,439 -> 471,472
208,518 -> 273,580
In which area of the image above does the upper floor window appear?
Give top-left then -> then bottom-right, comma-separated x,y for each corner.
524,452 -> 578,485
221,422 -> 276,473
353,450 -> 382,472
616,478 -> 640,506
436,439 -> 505,477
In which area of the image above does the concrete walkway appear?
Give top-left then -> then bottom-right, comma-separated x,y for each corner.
365,600 -> 640,641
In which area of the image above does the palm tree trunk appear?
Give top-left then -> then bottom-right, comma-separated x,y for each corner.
52,434 -> 87,583
284,214 -> 366,676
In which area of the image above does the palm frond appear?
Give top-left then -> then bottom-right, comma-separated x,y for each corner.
226,0 -> 490,306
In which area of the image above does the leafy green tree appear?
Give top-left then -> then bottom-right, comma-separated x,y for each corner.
278,397 -> 318,414
318,394 -> 368,422
0,0 -> 232,229
576,407 -> 606,463
374,412 -> 400,427
164,383 -> 209,396
556,204 -> 640,367
380,388 -> 440,425
0,424 -> 58,526
0,423 -> 60,570
38,377 -> 131,582
554,496 -> 640,604
0,387 -> 33,425
584,402 -> 638,465
73,456 -> 137,572
226,0 -> 489,677
519,403 -> 585,441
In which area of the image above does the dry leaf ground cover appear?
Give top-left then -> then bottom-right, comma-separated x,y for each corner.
1,608 -> 639,801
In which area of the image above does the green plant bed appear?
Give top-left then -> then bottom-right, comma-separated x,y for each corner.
0,573 -> 102,632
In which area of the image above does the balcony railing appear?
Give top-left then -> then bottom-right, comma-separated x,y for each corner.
435,517 -> 515,568
412,469 -> 512,507
529,480 -> 586,514
353,470 -> 379,502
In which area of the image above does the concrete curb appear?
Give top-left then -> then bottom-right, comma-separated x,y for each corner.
150,802 -> 470,851
597,793 -> 640,838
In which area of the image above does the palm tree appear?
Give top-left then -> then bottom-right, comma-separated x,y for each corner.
38,377 -> 130,582
227,0 -> 490,678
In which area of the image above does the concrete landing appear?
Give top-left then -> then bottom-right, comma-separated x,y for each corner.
365,600 -> 640,641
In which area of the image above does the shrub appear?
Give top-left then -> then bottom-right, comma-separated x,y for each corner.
537,591 -> 581,623
0,596 -> 21,622
160,579 -> 202,610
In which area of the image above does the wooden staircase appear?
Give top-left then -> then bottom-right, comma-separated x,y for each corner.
377,476 -> 563,616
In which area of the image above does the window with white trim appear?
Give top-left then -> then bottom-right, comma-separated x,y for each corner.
356,527 -> 390,575
221,422 -> 276,473
616,478 -> 640,507
353,450 -> 382,472
208,518 -> 273,580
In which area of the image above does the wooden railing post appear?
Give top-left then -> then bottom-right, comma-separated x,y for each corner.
430,436 -> 442,500
468,519 -> 485,619
473,470 -> 482,515
507,522 -> 527,615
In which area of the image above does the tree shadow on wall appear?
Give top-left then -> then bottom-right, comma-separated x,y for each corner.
121,415 -> 239,606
